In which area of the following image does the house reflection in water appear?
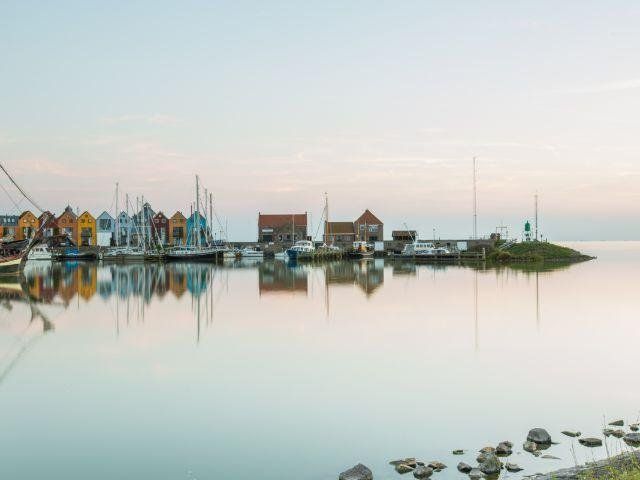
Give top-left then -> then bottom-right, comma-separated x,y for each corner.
324,259 -> 384,296
258,262 -> 308,296
21,262 -> 211,306
20,259 -> 386,307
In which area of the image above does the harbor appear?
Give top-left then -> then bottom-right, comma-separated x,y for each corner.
1,170 -> 560,270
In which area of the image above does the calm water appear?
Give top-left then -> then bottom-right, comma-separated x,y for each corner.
1,242 -> 638,480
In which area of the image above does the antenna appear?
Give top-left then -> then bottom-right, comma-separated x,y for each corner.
473,157 -> 478,240
534,192 -> 539,242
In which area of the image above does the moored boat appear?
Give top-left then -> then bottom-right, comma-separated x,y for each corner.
27,244 -> 53,261
165,245 -> 220,262
239,247 -> 264,258
55,247 -> 97,261
0,253 -> 25,275
398,241 -> 451,258
103,246 -> 146,262
285,240 -> 315,260
348,241 -> 374,259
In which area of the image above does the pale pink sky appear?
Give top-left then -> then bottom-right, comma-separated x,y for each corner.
1,1 -> 639,240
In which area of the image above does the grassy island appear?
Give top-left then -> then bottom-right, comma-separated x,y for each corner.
487,241 -> 594,264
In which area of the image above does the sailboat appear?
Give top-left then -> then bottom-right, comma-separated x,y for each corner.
0,163 -> 47,275
166,175 -> 221,261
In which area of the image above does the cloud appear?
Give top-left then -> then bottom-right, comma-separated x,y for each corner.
101,114 -> 182,126
558,79 -> 640,94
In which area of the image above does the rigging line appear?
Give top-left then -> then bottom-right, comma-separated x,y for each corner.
313,204 -> 328,241
0,181 -> 23,213
0,162 -> 45,213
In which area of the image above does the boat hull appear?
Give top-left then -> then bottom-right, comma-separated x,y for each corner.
165,252 -> 219,262
347,251 -> 374,259
57,253 -> 97,261
0,255 -> 24,275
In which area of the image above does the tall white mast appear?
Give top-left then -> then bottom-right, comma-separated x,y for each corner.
209,193 -> 213,243
325,192 -> 330,244
126,193 -> 130,247
534,192 -> 539,241
141,195 -> 146,251
195,175 -> 200,248
204,187 -> 208,245
115,182 -> 119,247
472,157 -> 477,239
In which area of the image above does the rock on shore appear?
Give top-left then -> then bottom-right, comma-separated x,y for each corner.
339,463 -> 373,480
527,428 -> 552,444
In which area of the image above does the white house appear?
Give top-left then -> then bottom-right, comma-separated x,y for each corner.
96,211 -> 115,247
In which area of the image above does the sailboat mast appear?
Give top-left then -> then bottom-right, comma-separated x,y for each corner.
141,195 -> 146,251
195,175 -> 200,248
209,193 -> 213,243
325,192 -> 330,245
204,187 -> 208,246
126,193 -> 130,247
115,182 -> 119,247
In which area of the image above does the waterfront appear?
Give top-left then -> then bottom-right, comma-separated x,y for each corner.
1,242 -> 638,480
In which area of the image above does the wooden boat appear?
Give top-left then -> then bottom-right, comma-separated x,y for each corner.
55,247 -> 97,261
165,245 -> 220,262
347,241 -> 374,259
0,252 -> 26,275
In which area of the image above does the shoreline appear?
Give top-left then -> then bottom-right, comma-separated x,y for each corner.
531,451 -> 640,480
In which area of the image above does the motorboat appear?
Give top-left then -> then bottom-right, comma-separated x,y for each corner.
399,241 -> 451,258
55,247 -> 97,261
222,247 -> 239,259
240,247 -> 264,258
285,240 -> 315,260
348,241 -> 374,259
27,244 -> 53,261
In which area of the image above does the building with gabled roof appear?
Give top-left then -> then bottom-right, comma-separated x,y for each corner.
324,221 -> 356,245
77,211 -> 96,246
169,211 -> 187,246
18,210 -> 39,240
96,211 -> 115,247
57,206 -> 78,242
354,209 -> 383,242
323,209 -> 384,246
0,215 -> 19,241
38,211 -> 58,238
152,211 -> 169,245
258,212 -> 307,244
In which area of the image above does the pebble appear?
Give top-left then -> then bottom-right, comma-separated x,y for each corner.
609,420 -> 624,427
561,431 -> 581,438
413,466 -> 433,479
505,463 -> 523,473
396,464 -> 415,474
468,468 -> 486,480
579,437 -> 603,447
457,462 -> 473,473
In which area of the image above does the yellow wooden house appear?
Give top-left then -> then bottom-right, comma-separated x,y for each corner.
77,211 -> 97,246
17,210 -> 40,240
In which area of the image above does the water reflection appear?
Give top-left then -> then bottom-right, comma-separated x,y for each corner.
16,258 -> 573,307
4,245 -> 633,480
0,275 -> 55,385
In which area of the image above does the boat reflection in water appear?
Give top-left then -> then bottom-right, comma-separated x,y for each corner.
0,271 -> 55,385
18,259 -> 390,305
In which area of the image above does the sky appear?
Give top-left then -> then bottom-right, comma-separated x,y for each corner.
1,0 -> 639,240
